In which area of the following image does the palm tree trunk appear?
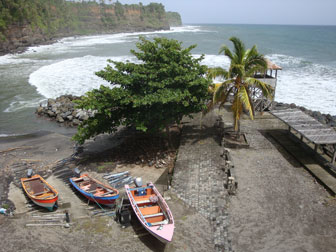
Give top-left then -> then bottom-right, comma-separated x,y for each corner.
236,120 -> 240,140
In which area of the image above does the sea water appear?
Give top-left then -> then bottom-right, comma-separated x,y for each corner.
0,24 -> 335,135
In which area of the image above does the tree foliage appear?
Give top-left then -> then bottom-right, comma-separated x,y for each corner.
0,0 -> 173,40
206,37 -> 273,133
73,37 -> 210,144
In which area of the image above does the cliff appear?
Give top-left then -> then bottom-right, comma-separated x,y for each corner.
166,12 -> 182,27
0,1 -> 181,55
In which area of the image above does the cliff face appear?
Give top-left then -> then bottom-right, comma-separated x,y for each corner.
166,12 -> 182,27
0,1 -> 181,55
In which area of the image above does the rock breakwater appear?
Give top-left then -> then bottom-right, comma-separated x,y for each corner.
36,95 -> 94,127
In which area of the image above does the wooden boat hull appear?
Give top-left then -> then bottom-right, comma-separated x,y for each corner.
69,174 -> 119,207
125,183 -> 174,243
21,175 -> 58,211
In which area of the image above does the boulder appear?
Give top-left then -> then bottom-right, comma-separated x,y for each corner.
51,104 -> 59,113
47,111 -> 55,117
72,119 -> 81,125
61,113 -> 68,119
36,106 -> 43,114
60,106 -> 68,113
47,98 -> 56,107
312,111 -> 322,119
76,110 -> 89,121
299,106 -> 306,112
56,115 -> 64,123
316,116 -> 327,124
81,114 -> 89,121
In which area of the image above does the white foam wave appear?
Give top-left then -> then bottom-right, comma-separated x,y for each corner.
26,51 -> 336,115
0,54 -> 38,65
197,53 -> 336,115
267,54 -> 336,115
0,26 -> 204,65
28,55 -> 138,98
28,53 -> 224,100
196,54 -> 231,68
3,96 -> 43,113
24,35 -> 133,56
0,133 -> 18,137
22,26 -> 203,56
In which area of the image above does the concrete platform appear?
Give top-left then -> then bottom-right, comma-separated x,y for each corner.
269,130 -> 336,195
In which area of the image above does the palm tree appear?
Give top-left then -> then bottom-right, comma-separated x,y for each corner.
206,37 -> 273,137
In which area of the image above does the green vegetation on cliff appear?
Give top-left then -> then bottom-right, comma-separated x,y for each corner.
166,11 -> 182,26
0,0 -> 180,43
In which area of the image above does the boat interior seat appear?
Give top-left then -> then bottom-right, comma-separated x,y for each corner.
146,214 -> 165,224
149,219 -> 169,226
29,180 -> 45,195
33,191 -> 47,196
140,205 -> 161,216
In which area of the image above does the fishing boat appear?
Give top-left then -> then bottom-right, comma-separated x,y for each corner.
69,173 -> 119,207
21,174 -> 58,211
125,179 -> 174,243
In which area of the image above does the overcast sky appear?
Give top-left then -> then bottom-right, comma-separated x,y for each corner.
118,0 -> 336,25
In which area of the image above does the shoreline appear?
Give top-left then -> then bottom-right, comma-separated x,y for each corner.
0,26 -> 172,57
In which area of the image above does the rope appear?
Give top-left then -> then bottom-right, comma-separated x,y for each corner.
89,193 -> 105,211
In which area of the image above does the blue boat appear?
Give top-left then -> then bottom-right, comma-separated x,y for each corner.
70,173 -> 119,207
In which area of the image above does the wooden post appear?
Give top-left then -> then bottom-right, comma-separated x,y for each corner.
300,134 -> 303,141
288,126 -> 291,134
314,144 -> 318,152
332,144 -> 336,164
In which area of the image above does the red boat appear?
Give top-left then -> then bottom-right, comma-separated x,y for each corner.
21,175 -> 58,211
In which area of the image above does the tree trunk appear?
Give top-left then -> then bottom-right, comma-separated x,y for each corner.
236,120 -> 240,140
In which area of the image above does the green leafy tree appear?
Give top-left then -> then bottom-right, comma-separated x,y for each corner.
206,37 -> 272,135
73,37 -> 210,144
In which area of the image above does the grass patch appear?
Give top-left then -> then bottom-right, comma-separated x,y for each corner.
1,203 -> 9,209
97,165 -> 106,172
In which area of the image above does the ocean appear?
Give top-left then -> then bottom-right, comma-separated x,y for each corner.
0,24 -> 336,136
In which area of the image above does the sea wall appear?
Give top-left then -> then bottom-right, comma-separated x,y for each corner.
0,1 -> 181,55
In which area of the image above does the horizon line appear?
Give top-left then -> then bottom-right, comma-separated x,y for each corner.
182,22 -> 336,27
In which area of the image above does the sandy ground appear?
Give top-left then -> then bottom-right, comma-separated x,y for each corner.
0,130 -> 213,252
